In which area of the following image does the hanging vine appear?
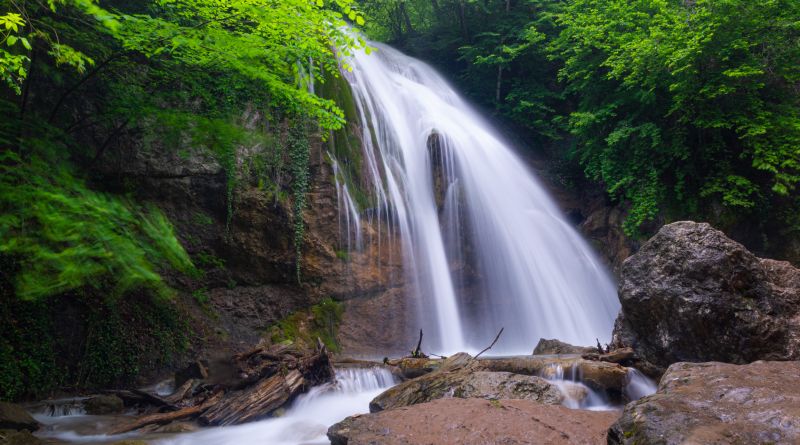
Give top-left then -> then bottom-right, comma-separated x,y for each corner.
288,119 -> 310,283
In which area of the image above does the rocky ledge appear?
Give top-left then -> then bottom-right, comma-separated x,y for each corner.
329,398 -> 618,445
613,221 -> 800,373
608,360 -> 800,444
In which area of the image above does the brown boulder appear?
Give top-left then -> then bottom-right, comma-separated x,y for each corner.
608,361 -> 800,444
329,398 -> 618,445
370,369 -> 563,412
0,403 -> 38,432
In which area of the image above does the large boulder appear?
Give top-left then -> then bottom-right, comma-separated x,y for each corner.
370,370 -> 563,412
0,403 -> 38,432
330,398 -> 618,445
613,221 -> 800,372
608,361 -> 800,444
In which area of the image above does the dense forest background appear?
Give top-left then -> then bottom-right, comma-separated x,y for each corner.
361,0 -> 800,242
1,0 -> 798,401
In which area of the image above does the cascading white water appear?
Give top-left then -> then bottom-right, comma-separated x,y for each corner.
153,367 -> 395,445
33,368 -> 396,445
343,42 -> 620,353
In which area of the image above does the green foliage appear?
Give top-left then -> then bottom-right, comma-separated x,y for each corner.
0,285 -> 188,401
269,297 -> 344,352
551,0 -> 800,234
0,151 -> 194,301
362,0 -> 800,239
288,120 -> 311,282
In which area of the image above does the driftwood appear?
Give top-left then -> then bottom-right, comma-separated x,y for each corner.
200,370 -> 305,426
164,379 -> 197,406
111,391 -> 223,434
410,329 -> 428,358
104,389 -> 175,411
114,342 -> 335,433
474,327 -> 505,359
582,347 -> 635,364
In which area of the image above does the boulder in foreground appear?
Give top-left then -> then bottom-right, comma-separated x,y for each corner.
614,221 -> 800,372
0,403 -> 38,432
330,398 -> 618,445
608,361 -> 800,444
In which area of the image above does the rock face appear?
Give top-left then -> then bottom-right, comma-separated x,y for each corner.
613,221 -> 800,372
0,403 -> 38,432
608,361 -> 800,445
329,398 -> 618,445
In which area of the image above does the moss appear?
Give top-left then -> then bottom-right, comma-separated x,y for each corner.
268,298 -> 344,353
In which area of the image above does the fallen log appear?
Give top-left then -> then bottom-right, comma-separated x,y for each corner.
104,389 -> 175,411
199,370 -> 305,426
111,391 -> 223,435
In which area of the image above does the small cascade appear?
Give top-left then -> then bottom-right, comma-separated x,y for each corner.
152,367 -> 397,445
27,397 -> 87,418
537,363 -> 611,410
623,368 -> 658,401
330,154 -> 363,253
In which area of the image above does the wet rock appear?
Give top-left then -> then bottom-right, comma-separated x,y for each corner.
329,398 -> 618,445
83,395 -> 124,415
613,221 -> 800,372
370,353 -> 563,412
608,361 -> 800,445
533,338 -> 596,355
0,403 -> 38,432
0,430 -> 43,445
479,356 -> 628,397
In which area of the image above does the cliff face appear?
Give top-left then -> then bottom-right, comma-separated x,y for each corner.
91,108 -> 411,360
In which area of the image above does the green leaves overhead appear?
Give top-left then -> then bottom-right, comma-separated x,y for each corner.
0,152 -> 194,301
551,0 -> 800,233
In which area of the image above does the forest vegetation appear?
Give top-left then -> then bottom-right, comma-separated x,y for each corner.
0,0 -> 798,401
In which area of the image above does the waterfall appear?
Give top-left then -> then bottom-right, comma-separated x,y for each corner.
342,42 -> 620,354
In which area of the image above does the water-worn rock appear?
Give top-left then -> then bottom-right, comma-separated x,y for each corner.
608,361 -> 800,445
0,404 -> 38,432
479,356 -> 628,397
533,338 -> 596,355
83,395 -> 125,415
370,371 -> 563,412
329,398 -> 618,445
370,353 -> 563,412
613,221 -> 800,372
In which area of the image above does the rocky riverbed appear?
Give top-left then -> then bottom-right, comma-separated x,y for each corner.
3,221 -> 799,445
